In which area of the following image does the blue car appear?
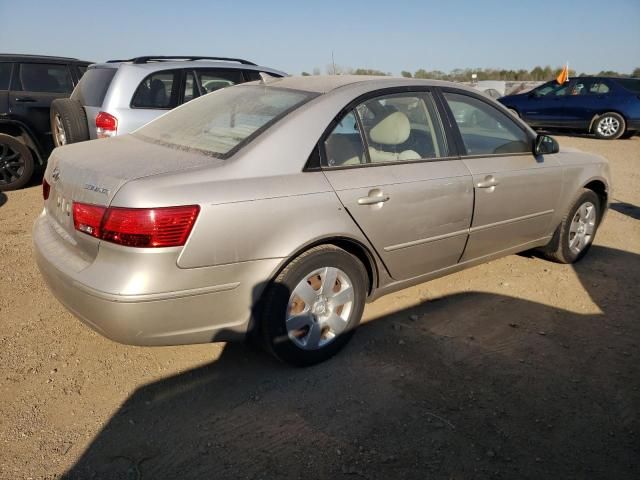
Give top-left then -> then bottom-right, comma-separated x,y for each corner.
499,77 -> 640,139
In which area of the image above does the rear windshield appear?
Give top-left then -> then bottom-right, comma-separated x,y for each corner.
71,67 -> 117,107
613,78 -> 640,94
134,85 -> 316,158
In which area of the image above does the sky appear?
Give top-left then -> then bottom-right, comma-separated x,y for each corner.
1,0 -> 639,76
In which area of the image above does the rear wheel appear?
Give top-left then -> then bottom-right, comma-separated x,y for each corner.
0,134 -> 34,191
260,245 -> 367,366
593,112 -> 625,140
50,98 -> 90,147
541,189 -> 601,264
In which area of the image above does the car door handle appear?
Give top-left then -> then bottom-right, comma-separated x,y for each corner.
15,96 -> 36,103
476,176 -> 499,188
357,192 -> 390,205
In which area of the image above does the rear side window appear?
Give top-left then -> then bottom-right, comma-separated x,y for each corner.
613,78 -> 640,94
71,67 -> 117,107
244,70 -> 283,82
0,63 -> 11,89
18,63 -> 73,93
323,92 -> 448,167
131,71 -> 179,109
196,69 -> 244,94
444,92 -> 531,155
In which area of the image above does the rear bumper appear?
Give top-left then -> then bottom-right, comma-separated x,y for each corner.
33,213 -> 282,346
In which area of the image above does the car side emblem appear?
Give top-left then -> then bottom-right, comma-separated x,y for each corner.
51,167 -> 60,182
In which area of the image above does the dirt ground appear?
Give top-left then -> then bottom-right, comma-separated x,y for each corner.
1,135 -> 639,479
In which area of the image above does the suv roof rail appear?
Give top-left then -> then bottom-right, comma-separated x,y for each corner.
106,56 -> 257,66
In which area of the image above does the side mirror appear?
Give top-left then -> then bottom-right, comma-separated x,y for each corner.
534,134 -> 560,155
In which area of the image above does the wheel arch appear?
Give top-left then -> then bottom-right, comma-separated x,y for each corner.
583,178 -> 609,212
588,110 -> 628,133
0,120 -> 45,165
270,236 -> 380,299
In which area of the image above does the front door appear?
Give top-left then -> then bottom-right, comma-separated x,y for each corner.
441,90 -> 563,261
321,91 -> 473,280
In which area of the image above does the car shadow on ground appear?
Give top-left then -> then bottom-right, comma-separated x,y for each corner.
63,245 -> 639,480
0,192 -> 7,208
610,201 -> 640,221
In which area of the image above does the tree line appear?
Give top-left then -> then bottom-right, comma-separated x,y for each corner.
301,65 -> 640,81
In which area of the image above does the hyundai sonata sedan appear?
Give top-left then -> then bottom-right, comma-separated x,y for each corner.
33,76 -> 611,365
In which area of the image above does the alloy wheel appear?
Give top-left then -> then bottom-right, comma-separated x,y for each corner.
568,201 -> 596,255
0,142 -> 25,187
596,116 -> 620,137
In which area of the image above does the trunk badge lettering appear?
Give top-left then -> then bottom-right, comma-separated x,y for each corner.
51,167 -> 60,182
84,184 -> 110,195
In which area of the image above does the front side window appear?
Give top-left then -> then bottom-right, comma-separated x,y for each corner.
444,92 -> 531,155
18,63 -> 73,93
131,71 -> 179,109
135,85 -> 315,158
533,81 -> 571,97
323,92 -> 448,167
196,69 -> 244,94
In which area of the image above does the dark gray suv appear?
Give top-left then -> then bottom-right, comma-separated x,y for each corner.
0,54 -> 91,190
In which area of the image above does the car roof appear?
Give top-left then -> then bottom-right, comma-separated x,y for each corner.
0,53 -> 92,63
91,58 -> 286,75
259,75 -> 469,94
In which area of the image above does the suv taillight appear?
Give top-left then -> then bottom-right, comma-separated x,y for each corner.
96,111 -> 118,138
72,203 -> 200,248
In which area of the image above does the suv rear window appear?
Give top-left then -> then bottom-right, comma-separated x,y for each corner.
613,78 -> 640,94
71,67 -> 117,107
135,85 -> 316,158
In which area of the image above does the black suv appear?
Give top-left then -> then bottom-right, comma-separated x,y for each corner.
0,54 -> 92,190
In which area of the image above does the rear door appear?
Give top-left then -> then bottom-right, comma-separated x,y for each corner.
9,62 -> 75,152
561,78 -> 599,128
441,89 -> 562,261
321,90 -> 473,280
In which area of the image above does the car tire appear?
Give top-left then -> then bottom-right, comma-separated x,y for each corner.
50,98 -> 90,147
0,134 -> 35,191
541,189 -> 601,264
260,245 -> 368,366
593,112 -> 625,140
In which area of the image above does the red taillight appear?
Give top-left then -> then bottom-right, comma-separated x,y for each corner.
42,179 -> 50,200
96,111 -> 118,138
72,203 -> 199,248
73,203 -> 106,238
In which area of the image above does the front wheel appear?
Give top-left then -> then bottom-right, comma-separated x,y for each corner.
260,245 -> 367,366
593,112 -> 625,140
541,189 -> 601,264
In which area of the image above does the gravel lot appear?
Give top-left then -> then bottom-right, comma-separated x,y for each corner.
1,135 -> 639,479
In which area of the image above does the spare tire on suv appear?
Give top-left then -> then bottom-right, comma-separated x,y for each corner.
50,99 -> 90,147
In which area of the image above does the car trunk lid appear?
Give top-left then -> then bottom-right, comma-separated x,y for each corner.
43,134 -> 223,259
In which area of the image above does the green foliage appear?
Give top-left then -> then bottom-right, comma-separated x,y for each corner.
352,68 -> 390,76
401,66 -> 636,82
301,71 -> 311,76
632,67 -> 640,77
400,70 -> 413,78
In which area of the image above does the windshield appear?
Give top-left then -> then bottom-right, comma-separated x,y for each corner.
134,85 -> 316,158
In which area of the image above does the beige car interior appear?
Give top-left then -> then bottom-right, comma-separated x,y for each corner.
339,111 -> 420,166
